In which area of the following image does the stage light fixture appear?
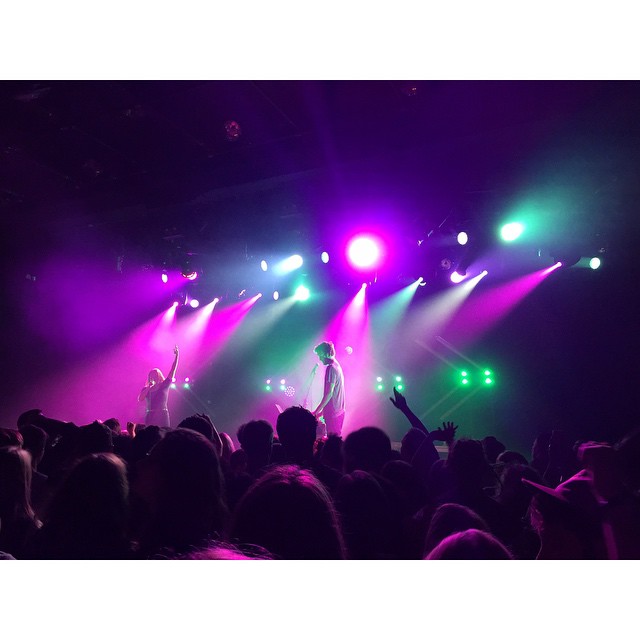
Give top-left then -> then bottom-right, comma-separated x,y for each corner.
161,272 -> 168,284
260,260 -> 268,272
273,291 -> 279,300
457,231 -> 469,246
294,285 -> 310,301
224,120 -> 242,141
346,234 -> 383,270
589,257 -> 601,270
500,222 -> 524,242
171,291 -> 187,306
280,254 -> 304,273
321,251 -> 330,264
189,299 -> 200,308
542,262 -> 563,275
450,271 -> 467,284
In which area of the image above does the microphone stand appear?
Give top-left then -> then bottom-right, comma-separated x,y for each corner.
301,364 -> 318,409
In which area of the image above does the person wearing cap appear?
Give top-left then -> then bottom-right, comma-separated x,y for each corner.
523,470 -> 608,559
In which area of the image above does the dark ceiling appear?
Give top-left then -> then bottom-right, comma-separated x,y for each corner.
2,80 -> 640,273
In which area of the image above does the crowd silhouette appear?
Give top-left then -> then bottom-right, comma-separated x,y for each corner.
2,388 -> 640,560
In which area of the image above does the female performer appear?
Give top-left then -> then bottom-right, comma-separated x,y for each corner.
138,345 -> 179,428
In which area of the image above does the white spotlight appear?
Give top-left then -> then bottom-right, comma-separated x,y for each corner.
279,254 -> 303,273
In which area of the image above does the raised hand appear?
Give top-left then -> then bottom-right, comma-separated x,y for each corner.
429,421 -> 458,444
441,421 -> 458,444
389,386 -> 409,412
173,345 -> 179,356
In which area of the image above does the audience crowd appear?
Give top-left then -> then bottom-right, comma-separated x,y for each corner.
2,388 -> 640,560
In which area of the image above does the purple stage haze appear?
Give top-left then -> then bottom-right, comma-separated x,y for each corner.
443,266 -> 559,347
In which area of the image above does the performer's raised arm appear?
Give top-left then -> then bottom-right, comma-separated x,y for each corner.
167,344 -> 179,382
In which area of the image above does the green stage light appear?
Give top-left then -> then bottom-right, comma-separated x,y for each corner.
500,222 -> 524,242
589,257 -> 601,270
484,369 -> 491,376
485,377 -> 493,385
265,385 -> 272,392
395,375 -> 402,382
376,383 -> 385,392
396,384 -> 404,391
462,379 -> 469,385
294,285 -> 310,301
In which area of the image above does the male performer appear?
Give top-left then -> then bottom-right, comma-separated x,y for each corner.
312,341 -> 345,437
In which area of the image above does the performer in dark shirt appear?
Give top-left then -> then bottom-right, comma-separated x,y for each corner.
312,341 -> 345,437
138,345 -> 179,428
